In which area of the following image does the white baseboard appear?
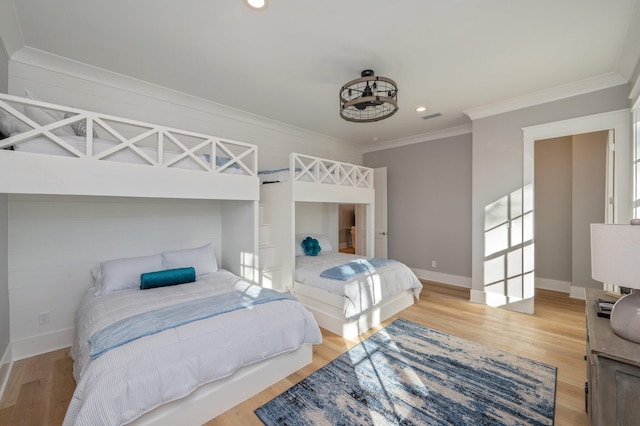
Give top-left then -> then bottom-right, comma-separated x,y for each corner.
0,342 -> 13,402
411,268 -> 471,289
535,277 -> 571,293
11,327 -> 73,361
470,289 -> 486,304
569,286 -> 587,300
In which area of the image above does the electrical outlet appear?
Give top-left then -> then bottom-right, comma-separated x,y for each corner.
432,260 -> 437,268
38,311 -> 51,325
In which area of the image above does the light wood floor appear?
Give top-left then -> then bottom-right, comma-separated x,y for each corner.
0,282 -> 588,426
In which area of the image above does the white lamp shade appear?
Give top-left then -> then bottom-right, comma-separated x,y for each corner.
591,224 -> 640,290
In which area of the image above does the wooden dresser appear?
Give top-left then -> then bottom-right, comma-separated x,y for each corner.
585,288 -> 640,425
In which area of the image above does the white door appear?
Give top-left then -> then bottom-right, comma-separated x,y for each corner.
374,167 -> 388,258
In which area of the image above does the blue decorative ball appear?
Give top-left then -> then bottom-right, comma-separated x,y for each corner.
301,236 -> 320,256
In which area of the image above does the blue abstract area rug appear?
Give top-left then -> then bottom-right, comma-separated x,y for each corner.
255,318 -> 556,425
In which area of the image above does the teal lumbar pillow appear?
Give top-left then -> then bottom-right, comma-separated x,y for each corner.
140,267 -> 196,290
301,236 -> 321,256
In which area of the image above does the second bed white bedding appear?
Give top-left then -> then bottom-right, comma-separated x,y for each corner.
65,270 -> 322,426
295,252 -> 423,319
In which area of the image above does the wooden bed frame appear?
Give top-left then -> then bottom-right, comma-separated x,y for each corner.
0,93 -> 314,423
260,153 -> 418,339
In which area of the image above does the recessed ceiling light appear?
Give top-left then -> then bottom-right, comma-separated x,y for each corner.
416,106 -> 427,112
244,0 -> 268,10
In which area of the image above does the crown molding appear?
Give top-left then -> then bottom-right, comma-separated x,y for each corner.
463,72 -> 628,121
361,124 -> 472,153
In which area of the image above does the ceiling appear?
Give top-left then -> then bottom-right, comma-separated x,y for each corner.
5,0 -> 640,147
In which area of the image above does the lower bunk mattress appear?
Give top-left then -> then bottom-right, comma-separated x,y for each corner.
64,270 -> 322,425
294,252 -> 423,319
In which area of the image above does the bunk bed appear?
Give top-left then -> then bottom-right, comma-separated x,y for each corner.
0,93 -> 321,425
260,153 -> 423,340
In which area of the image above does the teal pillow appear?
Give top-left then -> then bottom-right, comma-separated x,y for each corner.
301,237 -> 321,256
140,267 -> 196,290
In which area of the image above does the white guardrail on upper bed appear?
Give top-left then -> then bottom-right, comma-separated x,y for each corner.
290,152 -> 373,189
0,93 -> 257,176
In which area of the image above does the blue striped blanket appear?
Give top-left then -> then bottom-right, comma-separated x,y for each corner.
320,258 -> 398,281
89,288 -> 296,359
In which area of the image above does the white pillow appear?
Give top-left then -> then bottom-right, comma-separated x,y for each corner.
162,243 -> 218,276
294,235 -> 305,256
0,110 -> 31,137
92,254 -> 164,296
24,89 -> 74,136
295,233 -> 333,256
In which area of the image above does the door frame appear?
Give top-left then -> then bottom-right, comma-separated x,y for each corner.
523,109 -> 631,297
374,167 -> 388,258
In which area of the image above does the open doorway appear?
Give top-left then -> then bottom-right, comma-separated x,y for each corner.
523,109 -> 631,301
338,204 -> 356,254
534,131 -> 608,295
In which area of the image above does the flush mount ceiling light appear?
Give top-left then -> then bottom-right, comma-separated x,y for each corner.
244,0 -> 268,10
339,70 -> 398,123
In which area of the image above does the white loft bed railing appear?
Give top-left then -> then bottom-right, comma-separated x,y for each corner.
0,93 -> 259,200
259,153 -> 375,291
288,153 -> 374,204
291,152 -> 373,189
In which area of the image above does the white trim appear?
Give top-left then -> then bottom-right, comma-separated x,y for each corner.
522,109 -> 632,225
570,286 -> 587,300
0,342 -> 13,402
11,327 -> 73,361
464,72 -> 627,120
522,109 -> 632,309
411,268 -> 471,288
361,124 -> 472,153
470,289 -> 486,304
631,71 -> 640,109
535,277 -> 571,293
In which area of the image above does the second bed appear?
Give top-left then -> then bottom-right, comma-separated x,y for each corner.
292,238 -> 423,340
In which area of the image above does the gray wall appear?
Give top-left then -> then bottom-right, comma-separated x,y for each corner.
535,136 -> 573,282
364,132 -> 472,280
471,84 -> 630,302
1,37 -> 10,364
534,132 -> 607,288
572,131 -> 607,289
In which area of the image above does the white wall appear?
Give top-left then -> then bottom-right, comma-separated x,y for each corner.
295,202 -> 339,251
8,195 -> 225,359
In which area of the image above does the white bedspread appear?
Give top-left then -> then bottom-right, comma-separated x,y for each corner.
295,252 -> 423,319
64,270 -> 321,426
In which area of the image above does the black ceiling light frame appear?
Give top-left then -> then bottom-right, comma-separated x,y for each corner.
339,70 -> 398,123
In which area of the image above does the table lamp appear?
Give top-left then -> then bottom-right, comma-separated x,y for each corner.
591,223 -> 640,344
